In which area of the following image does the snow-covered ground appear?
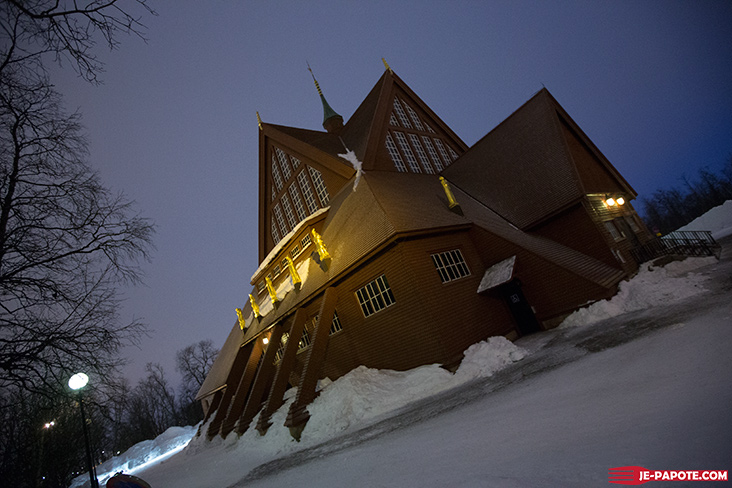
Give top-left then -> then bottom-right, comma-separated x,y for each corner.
74,202 -> 732,488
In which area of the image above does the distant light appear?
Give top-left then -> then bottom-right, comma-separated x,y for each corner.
68,372 -> 89,390
44,420 -> 55,429
605,197 -> 616,207
616,197 -> 625,205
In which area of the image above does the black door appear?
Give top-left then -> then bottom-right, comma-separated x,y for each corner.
500,278 -> 541,335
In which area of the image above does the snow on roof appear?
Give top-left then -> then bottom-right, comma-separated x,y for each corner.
477,255 -> 516,293
250,207 -> 329,283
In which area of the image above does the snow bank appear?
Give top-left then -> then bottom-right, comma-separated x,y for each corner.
559,256 -> 715,328
676,199 -> 732,239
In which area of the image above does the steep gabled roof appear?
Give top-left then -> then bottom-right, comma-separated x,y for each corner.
442,88 -> 636,230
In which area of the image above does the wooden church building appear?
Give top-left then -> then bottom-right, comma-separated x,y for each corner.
196,63 -> 653,440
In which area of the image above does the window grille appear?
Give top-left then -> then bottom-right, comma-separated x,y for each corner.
424,121 -> 435,133
273,203 -> 288,235
273,265 -> 281,278
434,139 -> 451,167
389,113 -> 399,126
448,146 -> 459,161
291,244 -> 301,259
422,136 -> 444,171
282,193 -> 297,229
403,100 -> 425,131
329,310 -> 343,335
308,166 -> 330,206
289,184 -> 307,221
409,134 -> 434,173
393,98 -> 412,128
298,171 -> 319,214
275,147 -> 292,180
298,328 -> 311,351
394,132 -> 421,173
385,134 -> 407,172
301,233 -> 312,249
431,249 -> 471,283
271,154 -> 283,191
257,281 -> 266,293
356,274 -> 396,318
270,216 -> 281,244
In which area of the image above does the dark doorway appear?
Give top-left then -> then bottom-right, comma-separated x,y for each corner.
500,278 -> 542,335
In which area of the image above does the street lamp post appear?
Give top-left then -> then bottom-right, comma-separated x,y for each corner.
68,373 -> 99,488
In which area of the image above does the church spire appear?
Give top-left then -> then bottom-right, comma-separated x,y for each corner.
307,63 -> 344,134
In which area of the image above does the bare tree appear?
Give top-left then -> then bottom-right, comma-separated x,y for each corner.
176,340 -> 218,425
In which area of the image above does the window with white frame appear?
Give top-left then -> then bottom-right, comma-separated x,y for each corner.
356,274 -> 396,318
273,264 -> 281,278
422,136 -> 444,171
271,154 -> 283,191
289,184 -> 307,221
275,147 -> 292,180
300,233 -> 312,249
298,170 -> 319,214
298,327 -> 311,351
392,98 -> 412,128
273,203 -> 288,235
308,166 -> 330,206
434,139 -> 451,167
385,133 -> 407,172
604,221 -> 623,241
394,132 -> 421,173
403,100 -> 425,131
281,193 -> 297,229
270,216 -> 281,244
431,249 -> 470,283
409,133 -> 434,174
329,310 -> 342,335
291,244 -> 301,259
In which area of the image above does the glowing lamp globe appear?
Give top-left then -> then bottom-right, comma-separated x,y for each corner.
68,372 -> 89,391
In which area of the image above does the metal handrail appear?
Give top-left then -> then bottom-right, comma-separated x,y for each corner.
630,230 -> 721,263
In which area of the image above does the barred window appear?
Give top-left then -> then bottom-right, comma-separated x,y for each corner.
271,184 -> 276,202
257,280 -> 266,293
271,154 -> 283,191
422,136 -> 444,171
448,146 -> 459,161
273,203 -> 288,235
389,113 -> 399,126
604,221 -> 623,241
403,100 -> 425,131
274,333 -> 288,363
385,133 -> 407,172
281,194 -> 297,229
273,265 -> 281,278
329,310 -> 342,335
290,156 -> 301,169
270,215 -> 281,244
298,170 -> 318,214
291,244 -> 301,259
289,184 -> 307,221
424,121 -> 435,134
409,134 -> 434,174
298,327 -> 311,351
356,274 -> 396,318
431,249 -> 471,283
301,233 -> 312,249
308,166 -> 330,206
393,98 -> 412,128
434,139 -> 451,167
394,132 -> 421,173
275,147 -> 292,180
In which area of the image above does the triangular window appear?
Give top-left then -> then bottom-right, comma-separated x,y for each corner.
403,100 -> 425,131
392,98 -> 412,128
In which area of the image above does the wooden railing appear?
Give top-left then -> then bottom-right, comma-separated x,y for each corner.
630,230 -> 721,264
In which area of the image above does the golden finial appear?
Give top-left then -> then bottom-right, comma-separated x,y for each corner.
235,308 -> 247,330
285,256 -> 302,290
307,61 -> 324,96
382,58 -> 393,73
256,111 -> 262,130
248,294 -> 261,319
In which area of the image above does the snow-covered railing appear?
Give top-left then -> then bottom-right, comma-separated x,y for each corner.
630,230 -> 721,263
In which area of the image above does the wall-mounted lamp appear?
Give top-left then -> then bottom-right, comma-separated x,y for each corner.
604,195 -> 625,207
262,337 -> 269,345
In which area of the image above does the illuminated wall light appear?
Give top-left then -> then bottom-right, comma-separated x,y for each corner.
616,196 -> 625,205
262,337 -> 269,345
605,197 -> 616,207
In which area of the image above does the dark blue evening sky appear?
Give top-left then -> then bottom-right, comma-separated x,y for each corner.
52,0 -> 732,384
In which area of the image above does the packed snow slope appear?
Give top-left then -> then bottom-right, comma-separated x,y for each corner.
76,202 -> 732,488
